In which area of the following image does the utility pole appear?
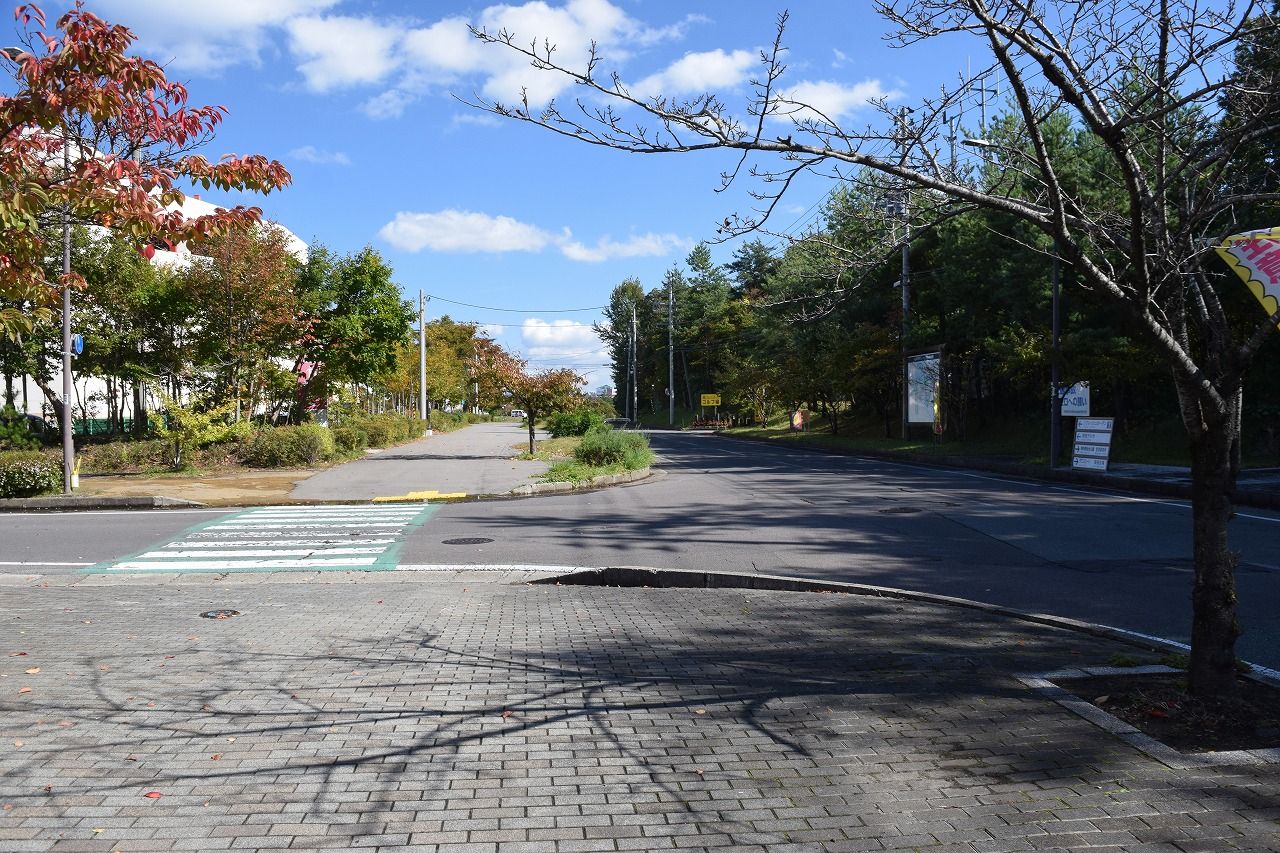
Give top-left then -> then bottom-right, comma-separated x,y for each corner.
895,106 -> 912,441
60,138 -> 74,493
667,278 -> 675,426
631,302 -> 639,429
418,290 -> 427,422
1049,244 -> 1062,467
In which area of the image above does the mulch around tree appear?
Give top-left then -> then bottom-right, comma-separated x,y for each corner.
1058,671 -> 1280,753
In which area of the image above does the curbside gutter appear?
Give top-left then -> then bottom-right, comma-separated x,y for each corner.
0,495 -> 205,512
509,467 -> 653,496
718,431 -> 1280,510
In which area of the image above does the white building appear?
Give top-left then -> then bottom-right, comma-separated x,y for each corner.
12,194 -> 306,428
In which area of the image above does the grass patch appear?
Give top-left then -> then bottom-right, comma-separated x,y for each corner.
517,436 -> 581,461
542,460 -> 628,483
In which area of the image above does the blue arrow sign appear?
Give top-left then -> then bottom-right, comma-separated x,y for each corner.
70,334 -> 83,356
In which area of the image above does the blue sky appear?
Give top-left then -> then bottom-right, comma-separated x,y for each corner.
20,1 -> 981,389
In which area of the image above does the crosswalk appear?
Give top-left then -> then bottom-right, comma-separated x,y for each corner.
92,504 -> 437,573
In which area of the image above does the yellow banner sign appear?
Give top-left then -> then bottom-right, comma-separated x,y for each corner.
700,393 -> 721,407
1215,226 -> 1280,329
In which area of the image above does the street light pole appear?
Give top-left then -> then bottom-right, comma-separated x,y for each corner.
418,290 -> 427,422
631,303 -> 639,429
60,134 -> 74,493
963,137 -> 1066,467
667,278 -> 674,426
1050,244 -> 1062,467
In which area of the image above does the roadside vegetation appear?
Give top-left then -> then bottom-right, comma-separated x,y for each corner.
511,401 -> 653,485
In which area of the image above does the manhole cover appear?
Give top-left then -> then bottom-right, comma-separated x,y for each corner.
877,507 -> 922,514
199,609 -> 241,620
442,537 -> 494,545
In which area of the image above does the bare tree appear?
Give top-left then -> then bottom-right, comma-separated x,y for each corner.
468,0 -> 1280,697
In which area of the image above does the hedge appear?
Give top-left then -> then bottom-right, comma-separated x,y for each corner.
0,451 -> 61,498
239,424 -> 336,467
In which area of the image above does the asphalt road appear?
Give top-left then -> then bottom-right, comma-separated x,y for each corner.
4,430 -> 1278,667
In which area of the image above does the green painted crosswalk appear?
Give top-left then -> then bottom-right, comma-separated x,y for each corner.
88,504 -> 438,573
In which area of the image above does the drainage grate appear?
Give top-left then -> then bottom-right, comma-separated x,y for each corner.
877,506 -> 922,514
199,609 -> 240,619
442,537 -> 494,545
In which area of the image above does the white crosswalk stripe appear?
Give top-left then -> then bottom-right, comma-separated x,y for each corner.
98,504 -> 436,573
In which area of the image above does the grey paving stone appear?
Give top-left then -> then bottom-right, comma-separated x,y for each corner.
0,578 -> 1276,853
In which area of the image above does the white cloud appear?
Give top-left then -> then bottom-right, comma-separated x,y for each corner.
380,210 -> 690,262
379,210 -> 555,254
831,48 -> 849,69
94,0 -> 338,73
632,49 -> 755,99
286,15 -> 403,91
288,145 -> 351,165
450,113 -> 504,129
362,90 -> 418,120
521,319 -> 609,372
777,79 -> 899,124
560,233 -> 691,263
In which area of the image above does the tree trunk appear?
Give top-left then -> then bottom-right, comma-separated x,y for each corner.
1187,418 -> 1241,697
526,409 -> 536,455
133,382 -> 147,436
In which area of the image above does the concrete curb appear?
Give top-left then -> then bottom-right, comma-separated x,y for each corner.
0,495 -> 205,511
533,565 -> 1280,688
718,432 -> 1280,510
508,467 -> 653,496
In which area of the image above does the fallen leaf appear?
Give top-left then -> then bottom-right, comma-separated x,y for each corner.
164,656 -> 174,660
18,687 -> 31,694
501,709 -> 513,718
57,721 -> 73,728
9,652 -> 27,657
142,791 -> 162,799
209,754 -> 221,761
43,785 -> 52,793
187,636 -> 199,641
82,621 -> 92,625
93,828 -> 104,834
1094,695 -> 1110,705
2,803 -> 12,811
97,665 -> 110,672
226,737 -> 235,742
694,709 -> 706,715
1148,708 -> 1170,718
24,668 -> 40,674
13,741 -> 23,747
124,756 -> 137,762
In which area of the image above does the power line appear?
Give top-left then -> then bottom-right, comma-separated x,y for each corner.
425,293 -> 607,313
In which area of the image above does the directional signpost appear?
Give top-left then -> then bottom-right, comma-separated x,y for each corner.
1072,416 -> 1114,471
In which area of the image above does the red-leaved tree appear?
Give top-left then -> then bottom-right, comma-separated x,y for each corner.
0,2 -> 291,337
474,344 -> 582,454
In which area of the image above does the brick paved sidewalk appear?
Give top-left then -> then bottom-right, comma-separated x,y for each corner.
1,574 -> 1277,852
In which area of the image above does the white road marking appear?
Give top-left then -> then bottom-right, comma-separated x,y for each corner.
148,547 -> 390,558
111,557 -> 381,570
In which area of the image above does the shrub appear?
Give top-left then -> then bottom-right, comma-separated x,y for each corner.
239,424 -> 335,467
0,406 -> 41,451
545,408 -> 607,438
574,429 -> 653,470
79,440 -> 165,473
359,413 -> 416,448
0,451 -> 61,498
332,425 -> 368,454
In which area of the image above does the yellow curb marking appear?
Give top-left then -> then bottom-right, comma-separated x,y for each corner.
372,490 -> 467,503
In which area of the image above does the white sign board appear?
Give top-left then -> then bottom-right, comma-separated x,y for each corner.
1072,416 -> 1114,472
906,352 -> 941,424
1059,382 -> 1090,417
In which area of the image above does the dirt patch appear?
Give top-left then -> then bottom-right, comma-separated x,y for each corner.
75,467 -> 316,505
1059,672 -> 1280,753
